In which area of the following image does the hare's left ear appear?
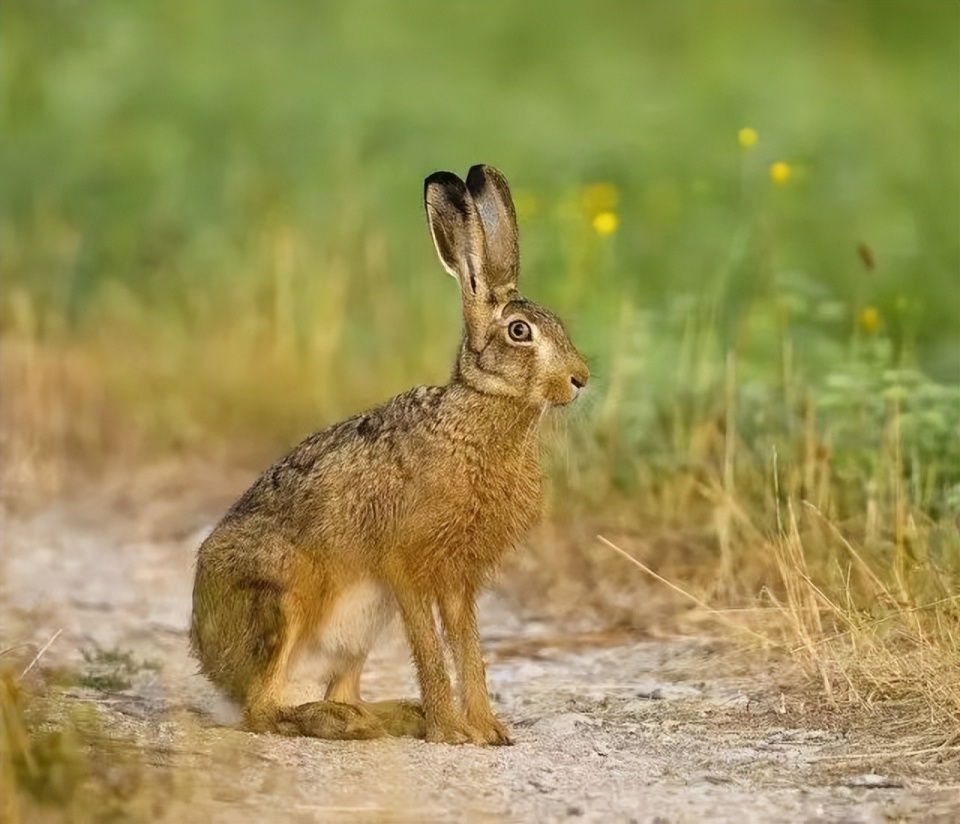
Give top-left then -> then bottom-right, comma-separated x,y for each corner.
466,165 -> 519,293
424,170 -> 497,350
424,171 -> 486,296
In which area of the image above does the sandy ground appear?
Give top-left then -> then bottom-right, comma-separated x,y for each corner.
2,476 -> 958,823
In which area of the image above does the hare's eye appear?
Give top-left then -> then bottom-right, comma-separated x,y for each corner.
508,320 -> 532,342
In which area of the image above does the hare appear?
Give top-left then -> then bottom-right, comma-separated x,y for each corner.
190,165 -> 589,745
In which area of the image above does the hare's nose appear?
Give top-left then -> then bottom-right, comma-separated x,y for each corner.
571,365 -> 589,391
570,361 -> 590,395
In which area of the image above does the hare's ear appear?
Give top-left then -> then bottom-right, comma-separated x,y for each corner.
424,171 -> 486,297
466,165 -> 519,291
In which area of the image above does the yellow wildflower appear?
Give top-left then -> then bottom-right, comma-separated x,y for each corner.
770,161 -> 792,185
858,306 -> 881,334
581,182 -> 619,216
592,211 -> 619,236
737,127 -> 759,150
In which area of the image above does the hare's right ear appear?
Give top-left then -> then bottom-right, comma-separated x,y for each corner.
424,172 -> 486,297
465,165 -> 519,292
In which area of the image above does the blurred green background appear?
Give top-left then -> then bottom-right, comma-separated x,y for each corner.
2,0 -> 958,516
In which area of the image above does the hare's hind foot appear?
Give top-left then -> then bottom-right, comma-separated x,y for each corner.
245,697 -> 425,740
262,701 -> 388,740
366,699 -> 427,738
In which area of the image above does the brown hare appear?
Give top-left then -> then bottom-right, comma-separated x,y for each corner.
190,165 -> 589,745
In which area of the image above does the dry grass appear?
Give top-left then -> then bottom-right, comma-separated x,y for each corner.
0,333 -> 124,505
589,508 -> 960,735
0,648 -> 162,824
0,641 -> 263,824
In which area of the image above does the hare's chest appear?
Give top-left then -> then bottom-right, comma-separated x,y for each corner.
463,454 -> 543,546
406,440 -> 543,570
494,458 -> 541,516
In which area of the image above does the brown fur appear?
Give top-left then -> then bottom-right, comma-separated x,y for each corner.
190,165 -> 589,745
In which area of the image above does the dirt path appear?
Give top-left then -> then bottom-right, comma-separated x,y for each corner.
2,483 -> 957,823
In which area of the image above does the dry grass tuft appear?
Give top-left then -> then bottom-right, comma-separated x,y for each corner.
0,333 -> 131,506
767,500 -> 960,731
0,650 -> 155,824
585,497 -> 960,736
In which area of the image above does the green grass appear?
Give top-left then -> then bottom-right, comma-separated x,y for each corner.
4,1 -> 958,370
2,1 -> 959,725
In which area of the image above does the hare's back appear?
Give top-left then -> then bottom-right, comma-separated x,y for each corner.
217,386 -> 450,530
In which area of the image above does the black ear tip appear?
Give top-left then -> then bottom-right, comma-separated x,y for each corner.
424,171 -> 471,214
466,164 -> 490,191
466,164 -> 511,200
424,170 -> 463,192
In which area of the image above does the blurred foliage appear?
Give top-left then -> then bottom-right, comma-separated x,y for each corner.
1,0 -> 958,517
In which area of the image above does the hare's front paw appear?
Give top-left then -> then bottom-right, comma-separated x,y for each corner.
425,714 -> 475,745
425,712 -> 513,746
465,710 -> 513,746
